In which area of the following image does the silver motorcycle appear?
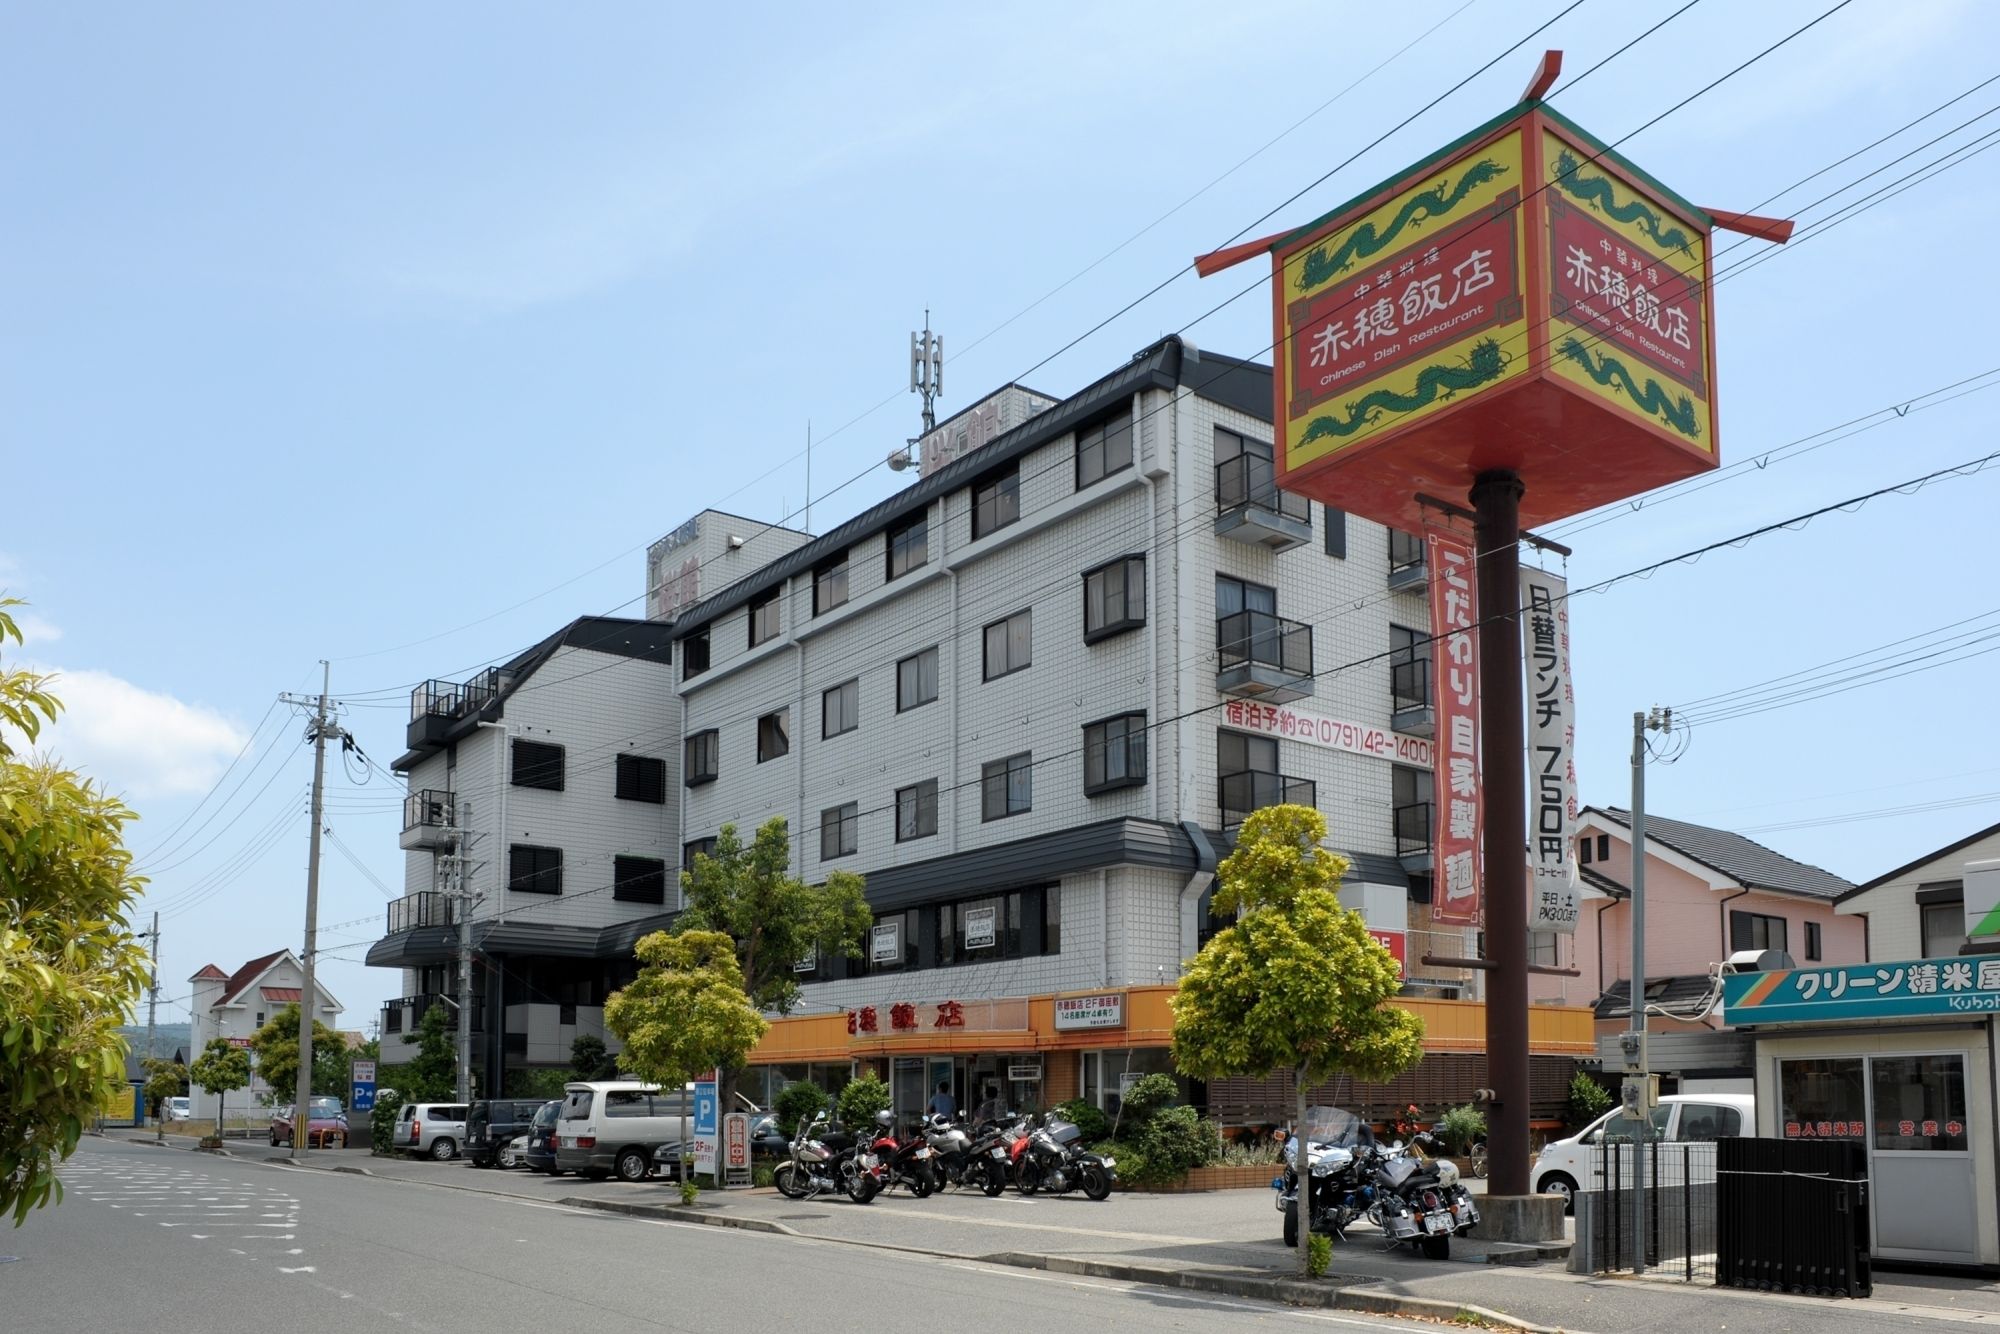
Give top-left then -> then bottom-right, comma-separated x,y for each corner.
771,1110 -> 881,1204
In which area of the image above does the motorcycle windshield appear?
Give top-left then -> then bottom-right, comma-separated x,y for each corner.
1043,1118 -> 1083,1146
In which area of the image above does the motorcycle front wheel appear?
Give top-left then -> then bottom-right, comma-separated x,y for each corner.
1081,1165 -> 1112,1201
772,1162 -> 809,1199
1015,1162 -> 1040,1196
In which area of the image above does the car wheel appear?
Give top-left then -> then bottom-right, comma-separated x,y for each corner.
1538,1172 -> 1577,1215
269,1132 -> 279,1146
615,1148 -> 651,1182
498,1147 -> 518,1169
429,1136 -> 458,1161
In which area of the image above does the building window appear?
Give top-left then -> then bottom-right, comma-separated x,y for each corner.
508,844 -> 563,896
1219,728 -> 1278,778
612,855 -> 667,906
982,752 -> 1033,821
683,628 -> 710,680
748,589 -> 780,648
1528,930 -> 1560,968
983,609 -> 1032,680
813,555 -> 850,616
820,803 -> 859,860
1392,764 -> 1434,855
1215,573 -> 1277,620
615,753 -> 666,804
896,780 -> 938,842
1730,910 -> 1789,954
1922,900 -> 1967,958
972,465 -> 1020,540
255,1011 -> 265,1027
1083,556 -> 1146,644
682,837 -> 717,874
683,730 -> 718,787
1805,921 -> 1823,962
887,514 -> 929,581
1323,505 -> 1347,558
897,647 -> 939,711
1075,412 -> 1133,489
1390,625 -> 1428,712
1579,835 -> 1594,864
822,679 -> 860,739
933,886 -> 1061,968
1389,527 -> 1425,575
756,709 -> 790,763
511,739 -> 565,792
1596,834 -> 1610,861
1083,713 -> 1147,795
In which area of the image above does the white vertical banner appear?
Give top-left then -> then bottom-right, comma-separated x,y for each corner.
1521,567 -> 1580,934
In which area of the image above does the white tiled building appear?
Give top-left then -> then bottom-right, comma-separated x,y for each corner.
186,949 -> 342,1119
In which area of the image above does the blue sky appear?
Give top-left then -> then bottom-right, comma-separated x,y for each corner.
5,0 -> 1997,1033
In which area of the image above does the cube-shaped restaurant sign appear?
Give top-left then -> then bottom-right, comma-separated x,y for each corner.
1259,103 -> 1719,532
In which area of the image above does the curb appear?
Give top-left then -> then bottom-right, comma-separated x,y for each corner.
557,1197 -> 798,1237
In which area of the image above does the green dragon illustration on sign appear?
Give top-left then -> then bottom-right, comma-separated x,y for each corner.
1556,338 -> 1700,439
1550,149 -> 1694,256
1299,339 -> 1506,444
1293,159 -> 1508,295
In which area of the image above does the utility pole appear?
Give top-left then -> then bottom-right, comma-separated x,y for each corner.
1625,705 -> 1671,1270
143,912 -> 160,1140
280,663 -> 338,1162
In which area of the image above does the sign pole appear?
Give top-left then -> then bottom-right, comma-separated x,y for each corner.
1472,470 -> 1531,1199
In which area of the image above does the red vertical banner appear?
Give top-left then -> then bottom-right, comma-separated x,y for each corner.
1426,529 -> 1482,925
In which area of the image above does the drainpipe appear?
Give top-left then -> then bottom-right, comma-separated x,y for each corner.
1100,869 -> 1112,988
946,501 -> 960,853
1178,820 -> 1220,966
1138,388 -> 1161,824
1710,887 -> 1750,1029
795,634 -> 807,879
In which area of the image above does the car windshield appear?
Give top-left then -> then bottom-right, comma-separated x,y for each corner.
309,1098 -> 342,1120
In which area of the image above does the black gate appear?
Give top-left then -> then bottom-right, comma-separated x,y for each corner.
1716,1137 -> 1872,1298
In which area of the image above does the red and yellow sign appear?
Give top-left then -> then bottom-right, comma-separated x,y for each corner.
1248,102 -> 1720,532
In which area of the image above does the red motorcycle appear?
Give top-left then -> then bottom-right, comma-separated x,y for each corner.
868,1112 -> 935,1197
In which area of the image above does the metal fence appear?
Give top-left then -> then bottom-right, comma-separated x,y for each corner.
1572,1139 -> 1719,1282
1716,1137 -> 1872,1299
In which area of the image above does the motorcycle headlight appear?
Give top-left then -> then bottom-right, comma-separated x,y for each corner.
1435,1159 -> 1460,1188
1310,1158 -> 1338,1177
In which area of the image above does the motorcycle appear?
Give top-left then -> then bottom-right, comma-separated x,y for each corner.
1275,1107 -> 1479,1258
1364,1132 -> 1480,1258
772,1110 -> 881,1204
962,1112 -> 1027,1197
921,1113 -> 975,1191
1013,1114 -> 1115,1200
869,1111 -> 936,1197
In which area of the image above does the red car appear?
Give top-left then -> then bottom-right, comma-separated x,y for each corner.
270,1097 -> 348,1148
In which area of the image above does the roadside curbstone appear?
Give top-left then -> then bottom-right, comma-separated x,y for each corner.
557,1197 -> 798,1236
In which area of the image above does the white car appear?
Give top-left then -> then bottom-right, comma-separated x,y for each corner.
164,1097 -> 191,1122
1530,1093 -> 1753,1212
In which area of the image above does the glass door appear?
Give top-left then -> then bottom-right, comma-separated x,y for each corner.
1868,1054 -> 1977,1264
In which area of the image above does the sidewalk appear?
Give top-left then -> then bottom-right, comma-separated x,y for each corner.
137,1134 -> 2000,1334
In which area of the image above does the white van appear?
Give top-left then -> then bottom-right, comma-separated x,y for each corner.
554,1081 -> 693,1183
1531,1093 -> 1753,1211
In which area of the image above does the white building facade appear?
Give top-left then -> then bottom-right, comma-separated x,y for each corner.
186,950 -> 341,1120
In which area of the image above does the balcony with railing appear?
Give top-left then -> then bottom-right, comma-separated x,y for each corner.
399,789 -> 456,851
1219,770 -> 1317,829
1395,800 -> 1434,873
1214,457 -> 1312,550
1216,610 -> 1314,703
405,667 -> 517,753
386,891 -> 455,936
380,993 -> 482,1038
1388,529 -> 1427,592
1390,655 -> 1433,737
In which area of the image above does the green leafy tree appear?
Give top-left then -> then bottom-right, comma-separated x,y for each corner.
398,1002 -> 456,1102
1566,1070 -> 1613,1132
774,1081 -> 828,1139
0,601 -> 153,1224
248,1004 -> 344,1110
141,1057 -> 187,1144
836,1072 -> 890,1130
1172,804 -> 1425,1276
369,1088 -> 403,1156
189,1040 -> 250,1137
312,1035 -> 355,1099
570,1034 -> 619,1081
675,818 -> 870,1106
605,929 -> 769,1180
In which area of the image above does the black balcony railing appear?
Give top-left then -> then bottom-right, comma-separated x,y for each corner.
1389,529 -> 1426,578
386,891 -> 455,935
1394,801 -> 1434,856
402,789 -> 454,832
1391,657 -> 1431,713
1219,770 -> 1316,827
382,993 -> 483,1037
410,680 -> 461,722
1215,456 -> 1311,522
1217,610 -> 1313,677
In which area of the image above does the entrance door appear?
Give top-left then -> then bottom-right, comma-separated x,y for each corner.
892,1057 -> 928,1127
1868,1054 -> 1977,1264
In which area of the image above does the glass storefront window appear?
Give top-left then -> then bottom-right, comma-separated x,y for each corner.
1872,1055 -> 1969,1151
1779,1056 -> 1869,1142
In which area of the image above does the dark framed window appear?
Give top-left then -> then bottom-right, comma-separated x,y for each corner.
757,709 -> 790,763
813,555 -> 850,616
1922,900 -> 1967,957
511,739 -> 565,792
1216,574 -> 1276,620
682,837 -> 717,873
1389,527 -> 1425,574
972,465 -> 1021,540
822,679 -> 860,739
1730,910 -> 1789,954
683,628 -> 710,680
683,730 -> 718,786
1219,729 -> 1278,776
612,855 -> 667,906
1805,921 -> 1823,962
1596,834 -> 1610,860
614,753 -> 666,804
887,515 -> 929,581
820,803 -> 859,860
981,752 -> 1033,821
1083,713 -> 1147,795
1579,835 -> 1594,865
748,589 -> 780,648
983,609 -> 1032,680
1390,625 -> 1428,712
508,844 -> 563,896
1083,556 -> 1146,644
896,780 -> 938,842
933,885 -> 1061,968
1075,412 -> 1133,490
1323,504 -> 1348,558
897,647 -> 939,711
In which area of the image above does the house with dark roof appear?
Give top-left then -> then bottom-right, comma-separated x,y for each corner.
186,949 -> 342,1121
1835,815 -> 2000,961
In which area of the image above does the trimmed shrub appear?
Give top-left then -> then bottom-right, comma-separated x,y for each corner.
775,1081 -> 828,1138
1052,1098 -> 1109,1145
1566,1070 -> 1613,1132
835,1072 -> 890,1130
370,1089 -> 402,1157
1134,1104 -> 1221,1179
1117,1072 -> 1179,1128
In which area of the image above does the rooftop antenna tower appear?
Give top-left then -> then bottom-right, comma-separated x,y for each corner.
911,312 -> 943,436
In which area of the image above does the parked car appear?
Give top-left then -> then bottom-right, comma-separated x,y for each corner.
393,1102 -> 471,1160
498,1134 -> 530,1169
270,1097 -> 348,1148
1531,1093 -> 1753,1212
525,1099 -> 562,1175
555,1081 -> 693,1182
164,1097 -> 192,1123
466,1099 -> 552,1169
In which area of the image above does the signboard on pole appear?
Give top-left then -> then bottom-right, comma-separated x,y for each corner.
1427,528 -> 1482,925
349,1058 -> 378,1114
1522,566 -> 1580,934
692,1071 -> 719,1176
722,1112 -> 752,1188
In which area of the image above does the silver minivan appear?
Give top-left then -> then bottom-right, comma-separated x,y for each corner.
554,1081 -> 692,1182
395,1102 -> 470,1160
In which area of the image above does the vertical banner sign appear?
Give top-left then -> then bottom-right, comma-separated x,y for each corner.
1427,530 -> 1482,925
349,1058 -> 377,1114
693,1071 -> 719,1176
1521,568 -> 1580,934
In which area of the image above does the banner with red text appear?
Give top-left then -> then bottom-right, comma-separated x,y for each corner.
1427,530 -> 1482,925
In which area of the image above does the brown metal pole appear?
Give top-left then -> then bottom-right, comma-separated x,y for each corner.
1471,470 -> 1530,1199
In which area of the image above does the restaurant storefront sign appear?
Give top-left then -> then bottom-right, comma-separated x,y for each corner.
1053,993 -> 1125,1031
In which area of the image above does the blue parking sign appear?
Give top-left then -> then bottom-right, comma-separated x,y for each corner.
351,1058 -> 377,1114
694,1080 -> 718,1137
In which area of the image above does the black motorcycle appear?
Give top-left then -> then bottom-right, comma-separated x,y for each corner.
962,1112 -> 1027,1197
868,1111 -> 936,1197
772,1110 -> 880,1204
1277,1108 -> 1478,1258
920,1113 -> 975,1192
1013,1115 -> 1115,1200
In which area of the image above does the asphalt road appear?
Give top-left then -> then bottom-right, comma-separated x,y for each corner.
1,1139 -> 1423,1334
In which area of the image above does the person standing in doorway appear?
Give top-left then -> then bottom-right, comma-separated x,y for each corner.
929,1081 -> 957,1119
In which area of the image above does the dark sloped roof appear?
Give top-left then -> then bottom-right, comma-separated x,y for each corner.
1593,974 -> 1718,1021
1837,816 -> 2000,902
1578,864 -> 1628,898
1590,806 -> 1853,900
669,336 -> 1273,638
217,950 -> 286,1007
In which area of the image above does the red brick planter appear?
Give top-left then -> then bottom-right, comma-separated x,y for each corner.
1121,1163 -> 1281,1193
